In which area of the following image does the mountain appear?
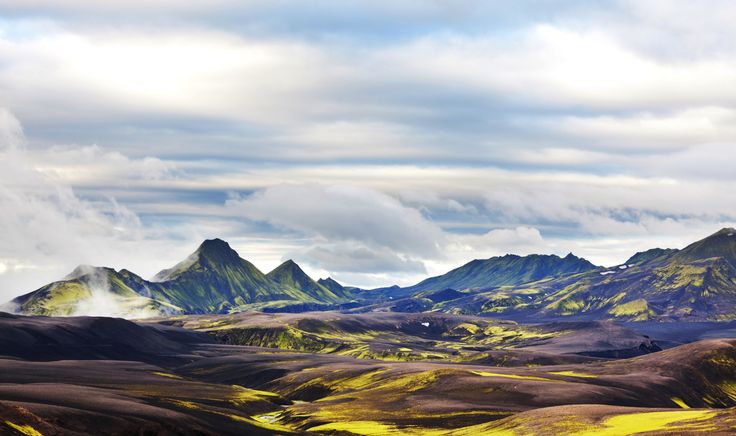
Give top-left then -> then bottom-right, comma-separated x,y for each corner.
318,277 -> 349,296
672,227 -> 736,264
150,238 -> 286,312
9,239 -> 352,316
266,260 -> 349,302
10,265 -> 181,317
148,239 -> 326,313
405,253 -> 597,295
454,228 -> 736,321
625,248 -> 678,265
9,229 -> 736,321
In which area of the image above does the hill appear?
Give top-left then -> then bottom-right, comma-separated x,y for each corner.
406,253 -> 596,293
266,260 -> 350,302
448,228 -> 736,321
10,265 -> 180,317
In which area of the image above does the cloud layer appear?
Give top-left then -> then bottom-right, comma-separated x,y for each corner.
1,1 -> 736,295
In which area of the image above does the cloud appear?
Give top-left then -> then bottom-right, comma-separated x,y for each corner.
1,2 -> 736,292
224,184 -> 567,285
0,109 -> 196,300
227,185 -> 444,256
30,145 -> 177,186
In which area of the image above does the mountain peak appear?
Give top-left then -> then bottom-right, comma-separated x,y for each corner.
673,228 -> 736,265
64,265 -> 112,281
195,238 -> 242,265
267,259 -> 347,301
269,259 -> 307,277
317,277 -> 346,294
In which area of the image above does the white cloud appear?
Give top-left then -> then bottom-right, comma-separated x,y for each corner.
226,185 -> 444,256
0,109 -> 197,300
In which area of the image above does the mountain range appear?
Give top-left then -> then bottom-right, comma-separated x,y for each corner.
7,228 -> 736,321
10,239 -> 353,317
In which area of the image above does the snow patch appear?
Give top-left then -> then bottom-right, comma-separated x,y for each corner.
420,322 -> 430,327
600,271 -> 616,276
618,265 -> 628,269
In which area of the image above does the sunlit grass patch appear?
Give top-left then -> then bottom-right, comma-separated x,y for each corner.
549,371 -> 597,378
4,421 -> 42,436
151,371 -> 183,379
585,410 -> 716,435
307,420 -> 421,435
471,371 -> 558,382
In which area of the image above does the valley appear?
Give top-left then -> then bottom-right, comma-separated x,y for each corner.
1,312 -> 736,435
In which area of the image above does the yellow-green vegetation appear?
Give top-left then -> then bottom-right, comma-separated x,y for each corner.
549,371 -> 597,379
471,370 -> 558,382
307,421 -> 415,435
3,421 -> 43,436
170,399 -> 200,410
608,299 -> 654,320
151,371 -> 183,379
230,385 -> 280,406
544,290 -> 589,315
719,381 -> 736,401
448,409 -> 720,436
671,397 -> 690,408
588,410 -> 716,435
197,314 -> 567,363
251,411 -> 283,424
169,398 -> 292,433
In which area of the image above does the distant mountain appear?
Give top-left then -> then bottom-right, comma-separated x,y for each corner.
318,277 -> 349,296
11,265 -> 180,317
625,248 -> 678,265
9,229 -> 736,321
149,239 -> 283,312
404,253 -> 597,295
9,239 -> 352,316
452,228 -> 736,321
266,260 -> 349,302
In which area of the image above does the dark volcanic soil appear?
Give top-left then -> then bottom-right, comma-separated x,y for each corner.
1,312 -> 735,435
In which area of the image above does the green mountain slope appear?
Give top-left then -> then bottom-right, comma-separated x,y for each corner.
625,248 -> 678,265
11,265 -> 181,317
317,277 -> 351,298
452,228 -> 736,321
149,239 -> 322,313
266,260 -> 350,302
9,239 -> 352,316
404,253 -> 597,295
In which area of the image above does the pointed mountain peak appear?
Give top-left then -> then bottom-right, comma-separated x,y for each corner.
715,227 -> 736,236
267,259 -> 322,289
152,238 -> 245,282
64,265 -> 112,281
197,238 -> 240,260
192,238 -> 246,268
268,259 -> 308,277
318,277 -> 345,293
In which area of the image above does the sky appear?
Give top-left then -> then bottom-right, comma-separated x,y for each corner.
1,0 -> 736,300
